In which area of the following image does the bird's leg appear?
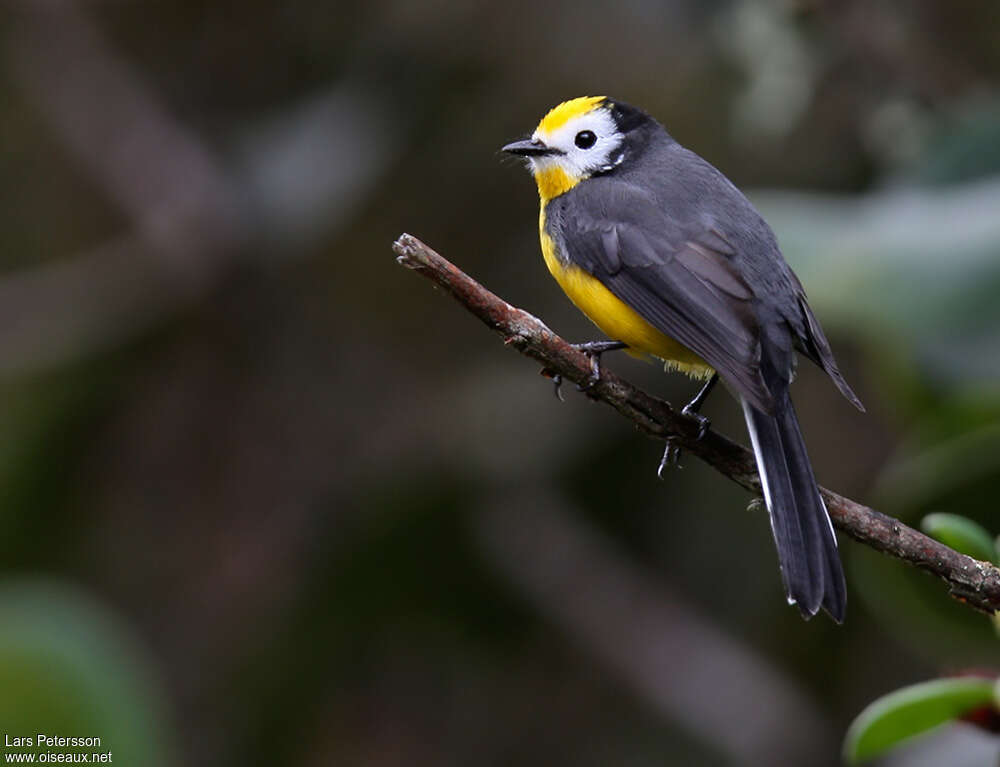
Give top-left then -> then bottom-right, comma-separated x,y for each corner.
550,341 -> 628,399
658,373 -> 718,477
573,340 -> 627,391
683,372 -> 718,418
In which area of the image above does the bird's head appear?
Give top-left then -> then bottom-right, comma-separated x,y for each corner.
502,96 -> 655,201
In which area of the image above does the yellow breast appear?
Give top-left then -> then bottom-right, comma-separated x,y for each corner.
539,211 -> 713,379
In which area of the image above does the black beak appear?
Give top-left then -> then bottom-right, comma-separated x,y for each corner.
501,138 -> 553,157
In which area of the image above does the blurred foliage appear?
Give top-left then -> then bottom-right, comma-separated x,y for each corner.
1,1 -> 1000,765
0,581 -> 172,764
843,676 -> 997,764
921,513 -> 997,565
851,478 -> 1000,764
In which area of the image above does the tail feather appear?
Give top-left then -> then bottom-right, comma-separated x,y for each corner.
741,395 -> 846,621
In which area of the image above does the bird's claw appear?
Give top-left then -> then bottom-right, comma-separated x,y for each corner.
658,410 -> 711,479
658,440 -> 683,478
571,340 -> 626,392
656,375 -> 718,479
541,344 -> 624,399
682,406 -> 711,441
540,367 -> 567,402
576,355 -> 602,392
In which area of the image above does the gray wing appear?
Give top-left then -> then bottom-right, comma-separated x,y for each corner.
555,180 -> 776,412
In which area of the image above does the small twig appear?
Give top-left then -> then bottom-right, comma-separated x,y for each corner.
393,232 -> 1000,615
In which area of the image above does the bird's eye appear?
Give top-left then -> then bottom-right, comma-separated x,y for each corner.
574,130 -> 597,149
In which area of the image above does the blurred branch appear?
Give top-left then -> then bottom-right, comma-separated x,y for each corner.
9,0 -> 246,266
1,1 -> 400,374
393,232 -> 1000,615
0,0 -> 248,372
0,235 -> 176,374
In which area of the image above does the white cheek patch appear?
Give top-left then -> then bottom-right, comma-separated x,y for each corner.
531,109 -> 624,179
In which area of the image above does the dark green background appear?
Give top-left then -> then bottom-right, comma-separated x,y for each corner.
1,1 -> 1000,765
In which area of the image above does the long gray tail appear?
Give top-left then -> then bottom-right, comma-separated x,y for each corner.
741,395 -> 846,621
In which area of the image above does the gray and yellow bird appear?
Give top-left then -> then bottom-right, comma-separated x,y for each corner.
503,97 -> 864,621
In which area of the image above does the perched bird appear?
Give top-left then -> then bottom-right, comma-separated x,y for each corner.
502,97 -> 864,621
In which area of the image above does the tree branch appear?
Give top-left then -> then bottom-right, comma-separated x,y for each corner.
393,232 -> 1000,615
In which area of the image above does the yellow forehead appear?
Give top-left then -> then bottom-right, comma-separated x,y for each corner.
535,96 -> 607,136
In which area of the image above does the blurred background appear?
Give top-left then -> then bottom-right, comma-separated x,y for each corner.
1,0 -> 1000,765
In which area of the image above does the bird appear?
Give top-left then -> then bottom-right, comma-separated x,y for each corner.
502,96 -> 864,621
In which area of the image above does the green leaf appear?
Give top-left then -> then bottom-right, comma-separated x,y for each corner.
0,580 -> 174,765
844,677 -> 996,763
921,513 -> 997,563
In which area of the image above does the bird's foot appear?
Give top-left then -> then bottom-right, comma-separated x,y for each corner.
657,408 -> 711,476
546,341 -> 627,398
571,340 -> 627,392
683,404 -> 712,441
657,374 -> 717,478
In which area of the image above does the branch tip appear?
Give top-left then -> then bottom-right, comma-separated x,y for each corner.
392,233 -> 424,268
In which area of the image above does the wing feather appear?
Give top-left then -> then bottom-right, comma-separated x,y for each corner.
557,183 -> 774,412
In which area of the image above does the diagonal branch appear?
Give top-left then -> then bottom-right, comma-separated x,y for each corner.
393,232 -> 1000,615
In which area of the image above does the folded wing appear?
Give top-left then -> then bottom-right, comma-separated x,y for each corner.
558,183 -> 775,412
